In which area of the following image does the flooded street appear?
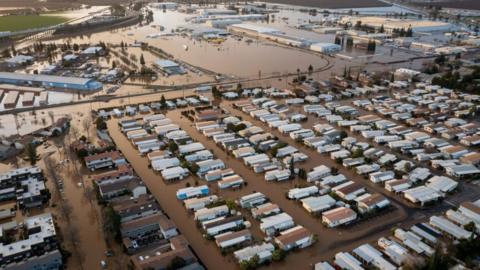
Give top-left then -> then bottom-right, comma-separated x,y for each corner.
107,118 -> 237,270
37,120 -> 118,270
0,83 -> 463,269
105,103 -> 422,269
43,6 -> 422,80
0,53 -> 431,138
0,142 -> 110,270
0,0 -> 480,270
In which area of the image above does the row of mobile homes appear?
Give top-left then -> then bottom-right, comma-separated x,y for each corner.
274,225 -> 314,251
239,192 -> 267,209
288,186 -> 319,200
184,195 -> 219,211
307,165 -> 331,182
301,195 -> 336,214
161,166 -> 190,181
251,203 -> 281,219
322,207 -> 357,228
194,205 -> 229,222
218,174 -> 244,189
215,229 -> 252,249
176,185 -> 209,200
260,212 -> 295,236
265,169 -> 291,181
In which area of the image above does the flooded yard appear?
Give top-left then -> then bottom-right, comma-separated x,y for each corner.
104,103 -> 421,269
46,6 -> 420,80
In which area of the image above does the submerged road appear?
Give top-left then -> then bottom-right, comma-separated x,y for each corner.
107,119 -> 238,270
106,106 -> 431,269
0,56 -> 333,116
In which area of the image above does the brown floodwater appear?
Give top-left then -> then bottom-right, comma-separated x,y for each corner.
105,101 -> 425,269
0,3 -> 455,269
34,7 -> 422,80
0,82 -> 455,270
0,52 -> 431,138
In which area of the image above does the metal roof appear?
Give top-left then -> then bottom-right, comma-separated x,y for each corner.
0,72 -> 93,85
155,59 -> 180,68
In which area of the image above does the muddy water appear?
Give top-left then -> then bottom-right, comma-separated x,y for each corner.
52,158 -> 110,270
56,29 -> 331,79
106,103 -> 424,269
0,85 -> 196,137
120,46 -> 214,86
41,8 -> 344,78
0,52 -> 432,137
107,119 -> 239,270
0,47 -> 434,138
0,85 -> 438,269
37,125 -> 114,270
46,6 -> 425,78
0,144 -> 110,270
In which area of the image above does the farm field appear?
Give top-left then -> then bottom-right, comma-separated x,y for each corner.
264,0 -> 390,9
0,0 -> 128,9
414,0 -> 480,10
0,0 -> 390,10
0,15 -> 67,31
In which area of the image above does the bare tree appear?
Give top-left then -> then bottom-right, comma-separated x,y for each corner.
63,218 -> 85,269
82,116 -> 92,140
58,199 -> 73,220
48,111 -> 55,124
13,113 -> 19,133
44,156 -> 63,198
84,185 -> 96,205
70,125 -> 80,141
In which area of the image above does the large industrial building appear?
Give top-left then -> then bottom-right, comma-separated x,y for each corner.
154,60 -> 187,75
0,72 -> 103,91
229,24 -> 312,48
149,2 -> 178,10
340,16 -> 454,33
261,32 -> 312,48
206,19 -> 243,29
202,9 -> 237,16
191,14 -> 267,24
228,24 -> 284,36
310,43 -> 342,54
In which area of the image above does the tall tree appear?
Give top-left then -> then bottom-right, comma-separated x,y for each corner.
236,83 -> 242,94
25,143 -> 39,165
160,95 -> 166,108
379,24 -> 385,33
10,44 -> 16,56
2,49 -> 11,58
406,27 -> 413,37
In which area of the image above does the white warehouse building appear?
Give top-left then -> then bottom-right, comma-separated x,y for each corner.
310,43 -> 342,54
228,23 -> 283,36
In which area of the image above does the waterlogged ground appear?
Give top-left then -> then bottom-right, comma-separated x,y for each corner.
264,0 -> 390,9
48,6 -> 419,79
1,73 -> 474,269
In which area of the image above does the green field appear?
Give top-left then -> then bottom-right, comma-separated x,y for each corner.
0,15 -> 68,32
